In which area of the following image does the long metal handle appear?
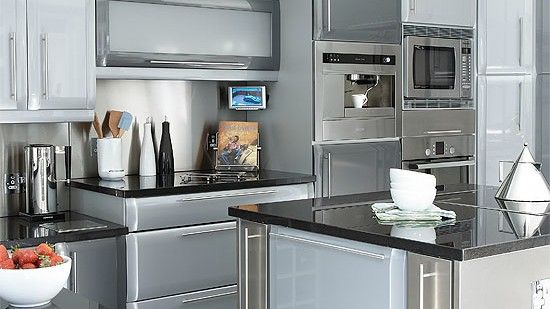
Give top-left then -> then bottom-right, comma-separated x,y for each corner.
148,60 -> 246,67
409,160 -> 476,170
326,0 -> 331,31
518,81 -> 523,131
418,263 -> 437,308
326,152 -> 332,197
410,0 -> 416,11
519,17 -> 523,66
182,289 -> 237,304
181,224 -> 236,237
177,190 -> 277,202
423,130 -> 462,135
244,227 -> 249,309
271,232 -> 386,260
41,34 -> 49,99
70,251 -> 78,293
9,32 -> 16,100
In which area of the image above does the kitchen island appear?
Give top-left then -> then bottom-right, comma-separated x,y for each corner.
229,184 -> 550,309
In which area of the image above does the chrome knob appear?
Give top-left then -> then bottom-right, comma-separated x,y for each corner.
425,149 -> 431,156
383,57 -> 391,63
449,146 -> 456,155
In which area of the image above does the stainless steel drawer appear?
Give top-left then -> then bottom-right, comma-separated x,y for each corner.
126,222 -> 237,302
401,109 -> 475,137
126,285 -> 237,309
126,184 -> 312,231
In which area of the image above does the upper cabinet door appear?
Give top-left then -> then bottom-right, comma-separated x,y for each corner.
478,0 -> 534,74
402,0 -> 476,27
26,0 -> 95,110
314,0 -> 401,43
0,0 -> 27,110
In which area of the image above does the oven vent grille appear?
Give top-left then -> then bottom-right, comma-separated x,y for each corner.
403,25 -> 474,39
403,99 -> 475,110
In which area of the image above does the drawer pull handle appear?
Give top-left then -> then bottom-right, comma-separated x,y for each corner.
181,225 -> 236,237
270,233 -> 386,260
177,190 -> 278,202
181,290 -> 237,304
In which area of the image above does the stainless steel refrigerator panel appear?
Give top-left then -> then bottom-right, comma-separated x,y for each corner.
401,110 -> 475,137
314,141 -> 401,197
126,222 -> 237,302
322,118 -> 396,141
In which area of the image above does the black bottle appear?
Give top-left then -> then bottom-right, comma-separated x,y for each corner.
158,117 -> 174,175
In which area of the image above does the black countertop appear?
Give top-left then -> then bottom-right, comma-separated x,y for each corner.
229,184 -> 550,261
69,170 -> 316,198
1,289 -> 107,309
0,212 -> 128,248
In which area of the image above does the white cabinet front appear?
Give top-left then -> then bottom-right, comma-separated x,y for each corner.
26,0 -> 94,110
478,75 -> 535,186
0,0 -> 26,110
402,0 -> 476,27
478,0 -> 534,74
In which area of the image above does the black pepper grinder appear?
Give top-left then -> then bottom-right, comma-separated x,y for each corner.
158,116 -> 174,175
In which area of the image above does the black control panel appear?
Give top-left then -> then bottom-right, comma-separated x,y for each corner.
323,53 -> 396,65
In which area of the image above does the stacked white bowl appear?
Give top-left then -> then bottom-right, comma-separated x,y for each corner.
389,168 -> 437,212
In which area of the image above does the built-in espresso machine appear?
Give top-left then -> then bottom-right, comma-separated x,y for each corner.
314,41 -> 401,141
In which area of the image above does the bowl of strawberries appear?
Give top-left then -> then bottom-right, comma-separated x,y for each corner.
0,243 -> 71,307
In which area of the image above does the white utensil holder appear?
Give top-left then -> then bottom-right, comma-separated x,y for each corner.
97,138 -> 125,181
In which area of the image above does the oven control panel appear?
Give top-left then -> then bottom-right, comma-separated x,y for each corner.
425,141 -> 456,157
460,40 -> 473,99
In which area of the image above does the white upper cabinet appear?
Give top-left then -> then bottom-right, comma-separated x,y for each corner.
478,0 -> 534,74
478,75 -> 535,186
0,0 -> 27,110
402,0 -> 476,28
27,0 -> 95,111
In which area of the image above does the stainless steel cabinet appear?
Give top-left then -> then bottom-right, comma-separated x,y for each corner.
55,237 -> 125,309
477,75 -> 535,185
26,0 -> 95,111
407,253 -> 452,309
238,220 -> 268,309
0,0 -> 26,111
269,226 -> 406,309
402,0 -> 476,27
127,285 -> 237,309
313,0 -> 401,43
314,141 -> 401,197
478,0 -> 534,74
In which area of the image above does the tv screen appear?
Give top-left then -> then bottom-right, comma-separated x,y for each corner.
229,86 -> 266,110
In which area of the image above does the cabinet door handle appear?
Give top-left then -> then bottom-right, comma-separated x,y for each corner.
518,17 -> 523,67
326,0 -> 331,31
181,288 -> 237,304
177,190 -> 277,202
418,263 -> 437,308
324,152 -> 332,197
518,81 -> 523,131
41,34 -> 49,99
181,223 -> 236,237
271,232 -> 386,260
410,0 -> 416,11
244,227 -> 250,309
70,251 -> 78,293
9,32 -> 16,100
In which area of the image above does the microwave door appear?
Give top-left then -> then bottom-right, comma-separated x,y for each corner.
404,36 -> 462,99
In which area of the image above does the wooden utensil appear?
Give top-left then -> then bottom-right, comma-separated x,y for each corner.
93,112 -> 103,139
109,110 -> 123,138
102,111 -> 111,137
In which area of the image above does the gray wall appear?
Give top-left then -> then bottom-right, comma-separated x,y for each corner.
247,0 -> 314,174
71,80 -> 245,178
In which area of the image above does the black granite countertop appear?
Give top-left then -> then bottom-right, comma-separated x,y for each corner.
1,289 -> 107,309
0,212 -> 128,248
229,184 -> 550,261
69,170 -> 316,198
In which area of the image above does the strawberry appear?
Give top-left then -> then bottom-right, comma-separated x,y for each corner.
18,249 -> 38,265
0,259 -> 15,269
11,247 -> 21,265
21,263 -> 36,269
50,254 -> 64,266
36,243 -> 54,257
0,245 -> 8,262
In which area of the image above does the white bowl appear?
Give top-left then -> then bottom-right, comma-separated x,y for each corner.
390,181 -> 436,190
0,256 -> 71,307
389,168 -> 436,186
390,188 -> 437,212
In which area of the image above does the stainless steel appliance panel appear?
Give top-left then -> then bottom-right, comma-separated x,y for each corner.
408,253 -> 452,309
401,135 -> 475,161
125,184 -> 312,232
322,118 -> 395,141
314,141 -> 401,197
405,160 -> 475,186
126,221 -> 237,302
24,144 -> 57,215
238,220 -> 268,309
126,285 -> 237,309
401,110 -> 475,137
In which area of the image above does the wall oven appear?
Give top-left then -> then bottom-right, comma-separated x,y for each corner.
404,36 -> 473,101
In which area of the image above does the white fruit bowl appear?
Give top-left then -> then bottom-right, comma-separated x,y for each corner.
390,188 -> 437,212
0,256 -> 71,307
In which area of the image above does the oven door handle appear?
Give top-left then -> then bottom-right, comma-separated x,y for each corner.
409,160 -> 475,170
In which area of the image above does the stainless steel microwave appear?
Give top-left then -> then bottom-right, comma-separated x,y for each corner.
96,0 -> 280,70
404,36 -> 472,100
